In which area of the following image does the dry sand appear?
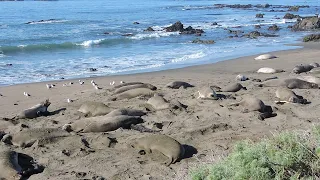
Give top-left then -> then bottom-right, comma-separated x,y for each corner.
1,43 -> 320,180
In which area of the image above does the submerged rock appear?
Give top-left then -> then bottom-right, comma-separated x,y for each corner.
191,39 -> 215,44
256,13 -> 264,18
268,24 -> 280,31
144,27 -> 155,31
283,13 -> 300,19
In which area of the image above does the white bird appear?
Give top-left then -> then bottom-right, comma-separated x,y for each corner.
62,83 -> 67,86
92,82 -> 97,86
94,85 -> 101,90
110,81 -> 115,86
24,92 -> 30,97
69,82 -> 73,85
79,81 -> 84,85
120,81 -> 125,84
46,84 -> 52,89
91,80 -> 95,84
67,98 -> 73,103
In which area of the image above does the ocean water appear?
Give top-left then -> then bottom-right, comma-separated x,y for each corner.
0,0 -> 319,85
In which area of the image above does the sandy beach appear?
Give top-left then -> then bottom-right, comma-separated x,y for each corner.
1,42 -> 320,180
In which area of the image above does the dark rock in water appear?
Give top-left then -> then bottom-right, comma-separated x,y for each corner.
256,13 -> 264,18
227,29 -> 244,35
191,38 -> 215,44
5,63 -> 12,66
303,34 -> 320,42
287,25 -> 293,29
211,22 -> 218,25
283,13 -> 300,19
60,77 -> 65,79
144,27 -> 154,31
122,33 -> 134,36
88,68 -> 97,72
288,6 -> 299,12
292,16 -> 320,31
165,21 -> 184,32
102,65 -> 111,68
133,22 -> 140,24
242,31 -> 278,38
215,4 -> 253,9
255,25 -> 261,29
268,24 -> 280,31
165,21 -> 204,35
255,4 -> 270,8
103,32 -> 110,35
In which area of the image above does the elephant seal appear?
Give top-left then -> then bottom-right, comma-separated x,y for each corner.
2,128 -> 70,147
275,88 -> 307,104
113,82 -> 144,89
0,148 -> 22,180
146,94 -> 170,110
236,74 -> 248,81
257,67 -> 284,74
132,134 -> 185,166
197,86 -> 218,100
229,97 -> 275,120
297,76 -> 320,84
166,81 -> 194,89
292,64 -> 314,74
220,83 -> 246,92
111,88 -> 155,101
106,108 -> 146,117
113,83 -> 157,95
310,62 -> 320,68
16,99 -> 51,119
254,54 -> 277,60
62,115 -> 143,133
260,78 -> 318,89
78,101 -> 111,117
310,67 -> 320,74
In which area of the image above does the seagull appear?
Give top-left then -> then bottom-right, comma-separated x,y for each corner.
24,92 -> 30,97
92,82 -> 97,86
62,83 -> 67,86
46,84 -> 53,89
94,85 -> 101,90
69,82 -> 73,85
120,81 -> 125,84
67,98 -> 73,103
91,80 -> 95,84
79,80 -> 84,85
110,81 -> 115,86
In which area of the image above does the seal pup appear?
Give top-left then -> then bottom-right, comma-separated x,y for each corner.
166,81 -> 194,89
219,83 -> 246,92
275,88 -> 307,104
15,99 -> 51,119
62,115 -> 143,133
259,78 -> 318,89
197,86 -> 218,100
292,64 -> 314,74
105,108 -> 146,117
110,88 -> 155,101
0,148 -> 22,180
131,134 -> 185,166
78,101 -> 112,117
2,128 -> 70,147
254,54 -> 277,60
236,74 -> 248,81
257,67 -> 284,74
229,97 -> 275,120
113,83 -> 157,95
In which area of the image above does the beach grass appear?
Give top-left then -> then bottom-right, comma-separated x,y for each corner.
190,126 -> 320,180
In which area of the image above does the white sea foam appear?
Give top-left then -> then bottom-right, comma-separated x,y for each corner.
129,31 -> 179,40
76,39 -> 105,47
171,51 -> 206,63
27,20 -> 69,24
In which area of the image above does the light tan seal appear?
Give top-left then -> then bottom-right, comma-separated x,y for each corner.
78,101 -> 112,117
219,83 -> 246,92
62,115 -> 143,133
2,128 -> 70,147
292,64 -> 314,74
0,148 -> 22,180
16,99 -> 51,119
197,86 -> 218,100
257,67 -> 284,74
105,108 -> 146,117
259,78 -> 318,89
113,82 -> 144,89
275,88 -> 307,104
166,81 -> 194,89
146,94 -> 171,110
132,134 -> 185,166
113,83 -> 157,95
110,88 -> 155,101
254,54 -> 277,60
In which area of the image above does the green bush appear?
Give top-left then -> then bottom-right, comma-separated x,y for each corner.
190,128 -> 320,180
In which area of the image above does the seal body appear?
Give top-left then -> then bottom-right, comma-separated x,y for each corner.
292,64 -> 314,74
197,86 -> 217,99
113,83 -> 157,94
106,109 -> 146,117
133,134 -> 185,166
111,88 -> 155,101
310,62 -> 320,68
236,74 -> 248,81
297,76 -> 320,84
220,83 -> 246,92
9,128 -> 70,147
147,94 -> 170,110
261,78 -> 318,89
78,101 -> 111,117
235,97 -> 265,112
113,82 -> 144,89
17,99 -> 51,119
257,67 -> 283,74
254,54 -> 277,60
63,115 -> 143,133
275,88 -> 307,104
0,148 -> 22,180
166,81 -> 194,89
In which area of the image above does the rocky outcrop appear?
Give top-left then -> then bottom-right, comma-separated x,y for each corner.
303,34 -> 320,42
283,13 -> 300,19
255,25 -> 262,29
144,27 -> 155,31
256,13 -> 264,18
227,29 -> 244,35
165,21 -> 204,35
292,16 -> 320,31
242,31 -> 278,38
268,24 -> 280,31
191,39 -> 215,44
288,6 -> 299,12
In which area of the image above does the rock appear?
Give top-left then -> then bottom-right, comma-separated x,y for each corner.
228,29 -> 244,35
165,21 -> 184,32
283,13 -> 300,19
287,25 -> 293,29
288,6 -> 299,12
255,25 -> 261,29
133,22 -> 140,24
88,68 -> 97,72
180,26 -> 204,35
243,31 -> 261,38
303,34 -> 320,42
256,13 -> 264,18
122,33 -> 134,36
292,16 -> 320,31
191,38 -> 215,44
268,24 -> 280,31
211,22 -> 218,25
144,27 -> 154,31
